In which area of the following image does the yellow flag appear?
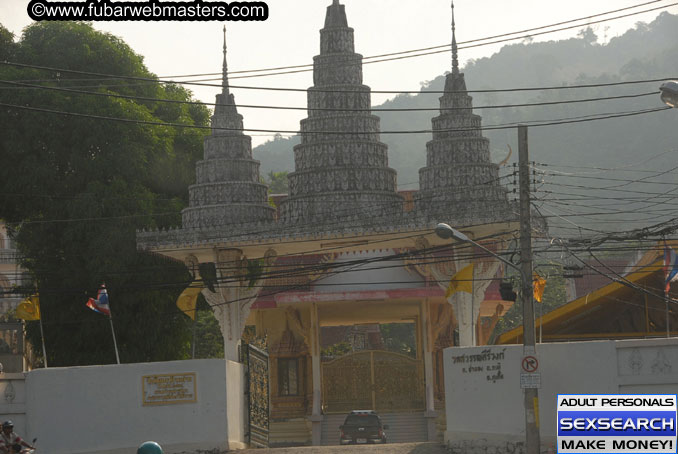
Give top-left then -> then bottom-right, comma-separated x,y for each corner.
16,294 -> 40,321
445,263 -> 474,298
176,282 -> 203,320
533,273 -> 547,303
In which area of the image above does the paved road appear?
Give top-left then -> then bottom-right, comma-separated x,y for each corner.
231,442 -> 448,454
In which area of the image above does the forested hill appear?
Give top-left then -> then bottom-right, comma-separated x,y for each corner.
254,12 -> 678,218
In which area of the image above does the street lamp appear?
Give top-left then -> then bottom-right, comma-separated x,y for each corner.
435,223 -> 523,277
435,222 -> 541,454
660,81 -> 678,108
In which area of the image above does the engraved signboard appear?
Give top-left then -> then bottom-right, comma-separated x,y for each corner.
142,373 -> 197,406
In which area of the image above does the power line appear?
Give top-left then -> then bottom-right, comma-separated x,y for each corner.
16,233 -> 678,328
540,181 -> 678,196
9,239 -> 678,282
222,2 -> 678,80
4,0 -> 672,87
162,0 -> 672,78
534,150 -> 678,173
8,234 -> 678,285
0,100 -> 668,136
16,236 -> 518,326
537,171 -> 678,186
7,176 -> 513,229
0,79 -> 658,113
2,60 -> 675,95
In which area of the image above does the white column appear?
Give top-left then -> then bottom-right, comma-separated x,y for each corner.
421,300 -> 438,441
450,292 -> 481,347
447,256 -> 500,347
201,248 -> 277,362
310,303 -> 323,445
421,301 -> 435,411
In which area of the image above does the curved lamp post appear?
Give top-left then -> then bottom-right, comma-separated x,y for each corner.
435,222 -> 540,454
660,81 -> 678,108
435,223 -> 525,279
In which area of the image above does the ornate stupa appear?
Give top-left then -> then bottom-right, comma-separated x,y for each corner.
415,2 -> 509,220
181,27 -> 275,230
279,0 -> 403,225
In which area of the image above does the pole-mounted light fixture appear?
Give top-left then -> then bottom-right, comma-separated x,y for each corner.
660,81 -> 678,108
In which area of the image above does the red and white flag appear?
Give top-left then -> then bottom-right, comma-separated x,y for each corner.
86,284 -> 111,316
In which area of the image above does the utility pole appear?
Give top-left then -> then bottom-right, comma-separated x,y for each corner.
518,125 -> 540,454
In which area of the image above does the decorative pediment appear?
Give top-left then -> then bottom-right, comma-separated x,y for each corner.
270,326 -> 309,358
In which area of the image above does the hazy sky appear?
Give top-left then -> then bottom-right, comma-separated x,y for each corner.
2,0 -> 677,145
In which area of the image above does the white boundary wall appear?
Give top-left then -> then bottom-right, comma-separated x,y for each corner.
0,373 -> 28,439
23,358 -> 246,454
444,338 -> 678,454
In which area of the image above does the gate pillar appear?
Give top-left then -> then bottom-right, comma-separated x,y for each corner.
310,302 -> 323,445
421,300 -> 438,441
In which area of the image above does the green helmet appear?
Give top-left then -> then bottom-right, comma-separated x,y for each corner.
137,441 -> 163,454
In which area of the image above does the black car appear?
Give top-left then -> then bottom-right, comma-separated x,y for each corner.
339,410 -> 388,445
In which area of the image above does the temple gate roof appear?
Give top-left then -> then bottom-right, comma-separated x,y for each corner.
136,2 -> 522,256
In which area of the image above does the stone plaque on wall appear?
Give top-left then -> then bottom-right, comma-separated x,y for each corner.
142,373 -> 197,406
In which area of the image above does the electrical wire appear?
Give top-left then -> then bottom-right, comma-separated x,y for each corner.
3,60 -> 676,95
222,2 -> 678,80
154,0 -> 667,78
0,79 -> 658,113
0,101 -> 669,136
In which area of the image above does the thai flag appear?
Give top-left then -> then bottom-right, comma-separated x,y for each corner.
86,284 -> 111,316
664,245 -> 678,294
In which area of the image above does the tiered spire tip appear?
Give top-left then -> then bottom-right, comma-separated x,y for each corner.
325,0 -> 348,28
222,25 -> 229,93
451,1 -> 459,74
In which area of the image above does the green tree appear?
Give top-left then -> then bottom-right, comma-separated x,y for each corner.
265,170 -> 289,194
380,322 -> 416,356
0,22 -> 211,366
321,341 -> 351,359
0,25 -> 16,61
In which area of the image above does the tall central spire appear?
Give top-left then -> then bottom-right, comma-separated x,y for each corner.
279,0 -> 403,225
222,25 -> 229,94
451,1 -> 459,74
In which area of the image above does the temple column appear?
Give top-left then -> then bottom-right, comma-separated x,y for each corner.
201,247 -> 277,362
448,258 -> 501,346
450,291 -> 478,347
421,299 -> 437,441
409,238 -> 503,348
310,302 -> 322,445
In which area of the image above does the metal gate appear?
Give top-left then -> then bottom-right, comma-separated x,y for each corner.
243,343 -> 270,448
322,350 -> 425,414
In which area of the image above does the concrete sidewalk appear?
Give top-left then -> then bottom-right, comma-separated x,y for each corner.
230,442 -> 448,454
